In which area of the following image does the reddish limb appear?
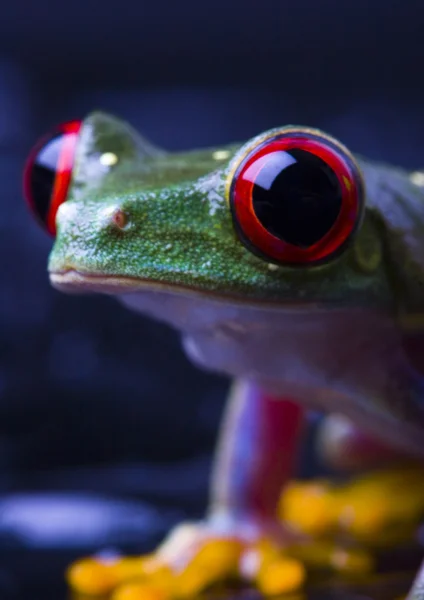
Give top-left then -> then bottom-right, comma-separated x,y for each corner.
208,379 -> 304,522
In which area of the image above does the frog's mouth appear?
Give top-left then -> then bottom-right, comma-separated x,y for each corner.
49,265 -> 393,316
50,269 -> 177,295
49,268 -> 293,308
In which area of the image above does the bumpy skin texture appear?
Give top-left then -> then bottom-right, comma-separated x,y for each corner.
46,112 -> 424,597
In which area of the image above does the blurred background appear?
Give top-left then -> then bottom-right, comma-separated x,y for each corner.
1,1 -> 424,597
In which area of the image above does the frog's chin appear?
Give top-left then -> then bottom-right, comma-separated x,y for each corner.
49,268 -> 326,339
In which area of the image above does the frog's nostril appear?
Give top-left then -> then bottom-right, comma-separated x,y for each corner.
110,208 -> 128,229
101,206 -> 129,230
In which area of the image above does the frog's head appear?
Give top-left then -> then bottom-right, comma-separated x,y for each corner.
23,112 -> 392,325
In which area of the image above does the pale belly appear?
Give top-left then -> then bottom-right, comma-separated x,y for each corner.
120,290 -> 424,458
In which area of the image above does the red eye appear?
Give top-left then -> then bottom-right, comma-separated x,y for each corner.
229,130 -> 364,266
23,120 -> 82,236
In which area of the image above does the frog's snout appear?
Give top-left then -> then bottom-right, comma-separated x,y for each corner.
55,201 -> 131,238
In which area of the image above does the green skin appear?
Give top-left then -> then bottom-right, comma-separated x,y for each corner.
48,112 -> 424,594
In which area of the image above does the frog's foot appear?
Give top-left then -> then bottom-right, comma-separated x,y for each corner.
66,513 -> 381,600
280,465 -> 424,547
67,516 -> 312,599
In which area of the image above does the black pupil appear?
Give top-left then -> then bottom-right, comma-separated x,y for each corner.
30,132 -> 64,222
252,148 -> 342,247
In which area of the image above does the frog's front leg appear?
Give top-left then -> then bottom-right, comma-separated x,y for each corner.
67,379 -> 307,598
207,378 -> 304,535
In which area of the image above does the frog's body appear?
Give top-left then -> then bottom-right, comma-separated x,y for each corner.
50,113 -> 424,456
27,112 -> 424,597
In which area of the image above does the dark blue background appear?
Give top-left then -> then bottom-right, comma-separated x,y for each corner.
0,1 -> 423,597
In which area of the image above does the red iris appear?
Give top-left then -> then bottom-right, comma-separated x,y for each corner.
23,120 -> 82,236
229,131 -> 364,266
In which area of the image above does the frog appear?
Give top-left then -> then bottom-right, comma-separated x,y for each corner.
23,111 -> 424,599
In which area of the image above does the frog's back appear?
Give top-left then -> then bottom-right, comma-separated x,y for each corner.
359,156 -> 424,325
